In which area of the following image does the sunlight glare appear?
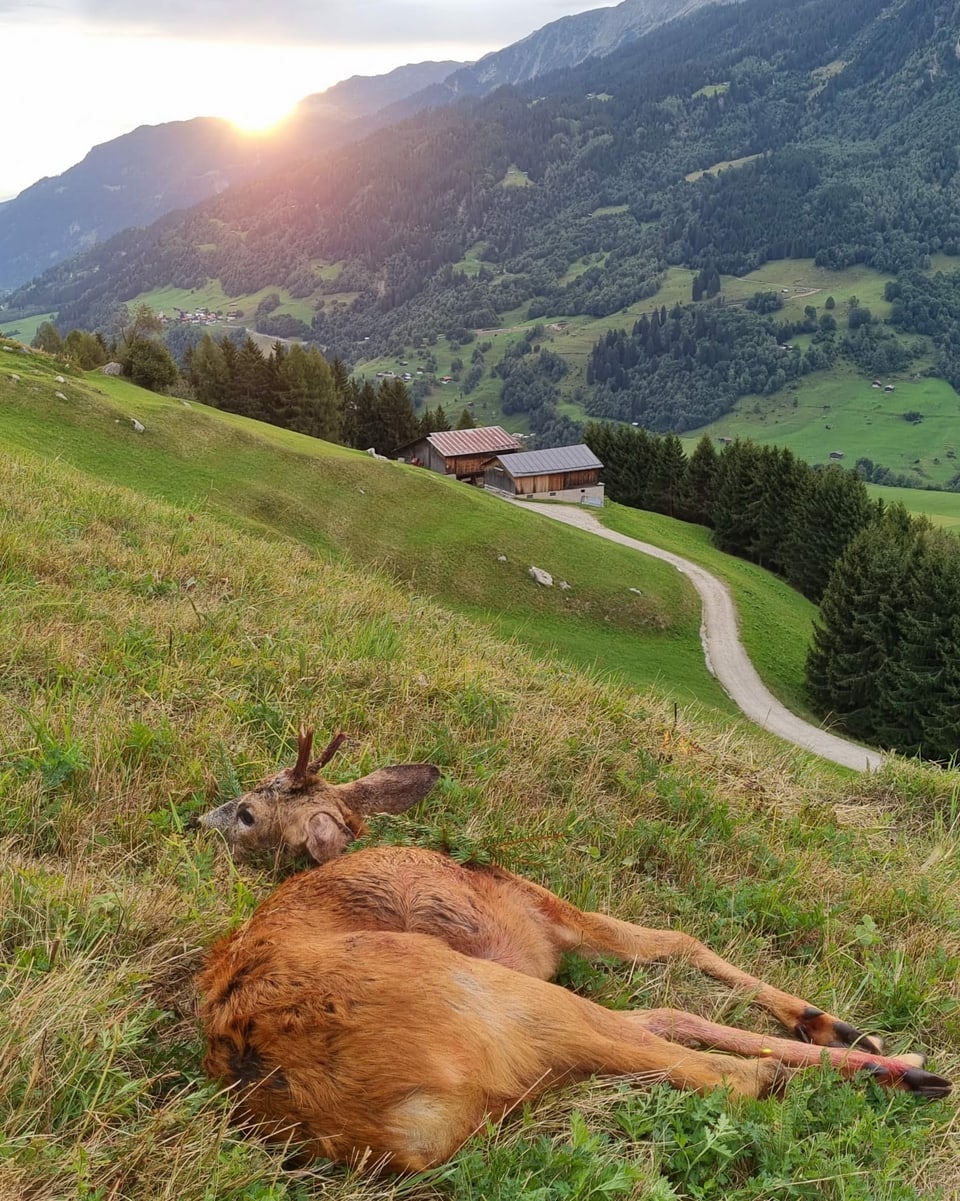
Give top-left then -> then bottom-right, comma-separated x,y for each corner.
225,102 -> 297,135
0,20 -> 494,199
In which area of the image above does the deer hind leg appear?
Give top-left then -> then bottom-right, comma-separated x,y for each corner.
525,888 -> 883,1052
540,990 -> 788,1101
631,1009 -> 950,1099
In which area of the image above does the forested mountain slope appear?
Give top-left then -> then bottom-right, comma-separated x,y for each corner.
7,0 -> 959,425
0,0 -> 730,295
0,63 -> 461,294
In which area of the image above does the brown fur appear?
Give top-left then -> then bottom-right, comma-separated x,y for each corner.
198,733 -> 950,1171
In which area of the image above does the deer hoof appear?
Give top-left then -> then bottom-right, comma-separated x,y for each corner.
830,1020 -> 883,1054
795,1007 -> 882,1054
903,1067 -> 951,1099
863,1062 -> 951,1099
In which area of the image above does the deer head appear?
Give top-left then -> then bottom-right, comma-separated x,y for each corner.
198,728 -> 440,863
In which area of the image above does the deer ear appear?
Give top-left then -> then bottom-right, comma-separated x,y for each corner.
303,810 -> 362,863
336,764 -> 440,815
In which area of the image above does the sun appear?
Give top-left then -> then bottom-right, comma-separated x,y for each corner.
226,100 -> 297,135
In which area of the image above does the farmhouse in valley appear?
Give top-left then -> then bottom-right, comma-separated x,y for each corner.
396,426 -> 522,483
483,444 -> 604,504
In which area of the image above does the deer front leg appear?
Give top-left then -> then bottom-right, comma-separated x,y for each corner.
632,1009 -> 951,1099
565,910 -> 883,1051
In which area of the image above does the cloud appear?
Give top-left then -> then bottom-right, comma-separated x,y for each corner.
4,0 -> 614,46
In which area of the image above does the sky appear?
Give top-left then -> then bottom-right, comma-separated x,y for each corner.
0,1 -> 617,201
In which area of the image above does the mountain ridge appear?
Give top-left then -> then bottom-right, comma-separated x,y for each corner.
0,0 -> 734,294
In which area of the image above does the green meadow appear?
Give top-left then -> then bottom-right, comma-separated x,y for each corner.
686,367 -> 960,486
0,341 -> 725,712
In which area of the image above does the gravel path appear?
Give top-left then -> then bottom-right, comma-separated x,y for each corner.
505,499 -> 883,772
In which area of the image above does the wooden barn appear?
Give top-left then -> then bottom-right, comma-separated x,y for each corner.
396,426 -> 522,483
483,444 -> 604,504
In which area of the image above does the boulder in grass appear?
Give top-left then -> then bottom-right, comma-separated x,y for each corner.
102,362 -> 123,377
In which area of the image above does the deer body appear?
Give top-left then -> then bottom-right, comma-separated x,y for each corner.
202,923 -> 791,1171
197,731 -> 950,1171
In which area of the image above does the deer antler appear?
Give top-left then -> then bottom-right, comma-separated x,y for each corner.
289,726 -> 315,782
309,731 -> 347,774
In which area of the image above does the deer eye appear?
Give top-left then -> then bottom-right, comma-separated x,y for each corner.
237,807 -> 256,828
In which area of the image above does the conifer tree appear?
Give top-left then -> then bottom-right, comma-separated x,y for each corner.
806,509 -> 918,741
749,445 -> 803,572
186,333 -> 229,406
375,378 -> 419,455
647,433 -> 687,517
783,465 -> 874,602
875,526 -> 960,761
710,440 -> 765,558
277,343 -> 343,442
678,435 -> 718,525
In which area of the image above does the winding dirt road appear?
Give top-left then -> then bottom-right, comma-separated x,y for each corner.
505,499 -> 883,772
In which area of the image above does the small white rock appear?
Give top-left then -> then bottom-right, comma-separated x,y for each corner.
54,391 -> 67,400
529,566 -> 553,587
132,418 -> 145,433
55,375 -> 65,384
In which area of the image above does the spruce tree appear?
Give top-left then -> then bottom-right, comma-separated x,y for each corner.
876,526 -> 960,761
647,433 -> 687,517
376,378 -> 419,455
710,440 -> 765,558
186,333 -> 229,405
806,506 -> 919,742
783,465 -> 874,602
749,445 -> 803,572
678,435 -> 718,525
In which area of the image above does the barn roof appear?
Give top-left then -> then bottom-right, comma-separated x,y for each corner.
493,444 -> 603,477
425,426 -> 521,457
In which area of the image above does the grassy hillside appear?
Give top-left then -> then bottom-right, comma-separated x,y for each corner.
686,367 -> 960,488
0,340 -> 729,714
2,414 -> 959,1199
352,256 -> 960,485
7,338 -> 959,726
869,483 -> 960,529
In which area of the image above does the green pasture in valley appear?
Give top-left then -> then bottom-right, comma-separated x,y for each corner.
686,366 -> 960,487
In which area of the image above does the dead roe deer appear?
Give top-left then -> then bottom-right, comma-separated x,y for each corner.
197,729 -> 950,1171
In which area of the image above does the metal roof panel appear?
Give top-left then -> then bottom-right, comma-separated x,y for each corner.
426,426 -> 522,457
494,444 -> 603,476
